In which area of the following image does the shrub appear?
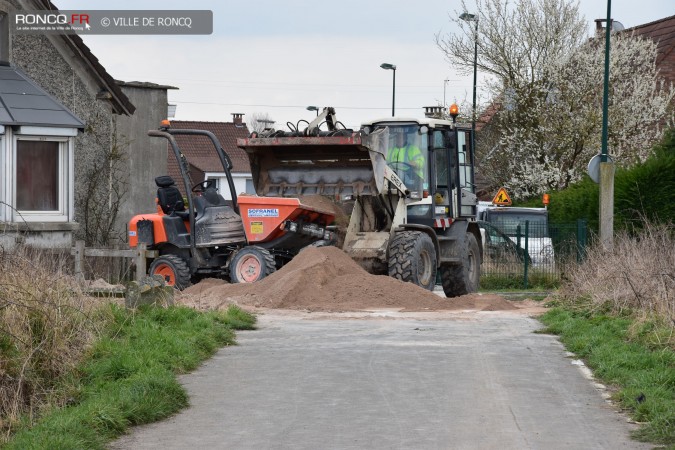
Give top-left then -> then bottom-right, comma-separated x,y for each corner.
0,245 -> 107,434
558,222 -> 674,323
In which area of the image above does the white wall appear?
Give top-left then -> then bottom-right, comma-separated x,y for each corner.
205,172 -> 254,200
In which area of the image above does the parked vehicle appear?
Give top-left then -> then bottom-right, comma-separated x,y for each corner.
479,206 -> 554,266
477,220 -> 531,265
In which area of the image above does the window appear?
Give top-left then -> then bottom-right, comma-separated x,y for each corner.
13,136 -> 71,222
16,140 -> 59,210
382,124 -> 429,195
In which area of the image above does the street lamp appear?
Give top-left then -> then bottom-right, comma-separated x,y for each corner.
380,63 -> 396,117
460,12 -> 478,170
599,1 -> 616,251
443,79 -> 450,107
306,105 -> 319,116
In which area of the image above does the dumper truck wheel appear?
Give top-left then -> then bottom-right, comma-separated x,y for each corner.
149,255 -> 191,290
388,231 -> 437,291
230,246 -> 276,283
440,232 -> 480,297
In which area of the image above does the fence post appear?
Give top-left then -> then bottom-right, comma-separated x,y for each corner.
523,221 -> 529,289
136,243 -> 148,282
576,219 -> 587,263
74,240 -> 85,282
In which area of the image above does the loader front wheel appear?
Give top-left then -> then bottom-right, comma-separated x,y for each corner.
388,231 -> 437,291
149,255 -> 191,290
440,232 -> 480,297
230,246 -> 276,283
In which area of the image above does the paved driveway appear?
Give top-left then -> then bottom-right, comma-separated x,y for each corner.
111,309 -> 649,450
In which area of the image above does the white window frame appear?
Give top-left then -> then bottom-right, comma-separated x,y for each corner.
12,134 -> 73,223
0,127 -> 5,222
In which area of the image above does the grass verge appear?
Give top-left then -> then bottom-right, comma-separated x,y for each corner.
480,272 -> 560,290
539,307 -> 674,446
3,304 -> 255,449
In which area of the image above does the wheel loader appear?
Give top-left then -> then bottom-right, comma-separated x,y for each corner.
127,122 -> 336,288
237,107 -> 482,296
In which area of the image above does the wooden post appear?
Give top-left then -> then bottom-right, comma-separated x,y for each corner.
599,162 -> 615,251
136,243 -> 148,282
74,240 -> 85,282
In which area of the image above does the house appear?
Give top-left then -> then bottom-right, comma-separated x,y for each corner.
0,0 -> 135,248
165,115 -> 255,201
0,0 -> 174,248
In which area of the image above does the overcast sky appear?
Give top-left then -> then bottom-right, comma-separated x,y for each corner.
54,0 -> 674,130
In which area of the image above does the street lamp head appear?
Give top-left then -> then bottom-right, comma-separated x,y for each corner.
380,63 -> 396,71
460,12 -> 477,22
306,106 -> 319,112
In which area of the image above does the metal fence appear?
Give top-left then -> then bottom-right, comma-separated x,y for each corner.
479,220 -> 589,290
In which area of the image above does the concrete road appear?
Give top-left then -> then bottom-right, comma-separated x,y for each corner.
110,309 -> 649,450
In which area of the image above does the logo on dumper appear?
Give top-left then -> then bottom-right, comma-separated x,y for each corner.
248,208 -> 279,218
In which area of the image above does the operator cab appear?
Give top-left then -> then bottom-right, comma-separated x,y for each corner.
360,116 -> 477,226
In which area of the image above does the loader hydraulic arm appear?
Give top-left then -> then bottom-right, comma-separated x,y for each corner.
305,107 -> 338,136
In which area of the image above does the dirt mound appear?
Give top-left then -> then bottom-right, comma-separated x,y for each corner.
179,247 -> 518,313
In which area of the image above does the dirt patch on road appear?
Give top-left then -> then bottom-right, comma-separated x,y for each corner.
179,247 -> 538,314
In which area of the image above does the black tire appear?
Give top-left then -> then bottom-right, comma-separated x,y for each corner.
387,231 -> 437,291
149,254 -> 191,290
440,232 -> 480,297
230,246 -> 276,283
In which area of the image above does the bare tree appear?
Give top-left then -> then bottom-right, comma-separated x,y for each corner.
436,0 -> 587,92
247,112 -> 275,133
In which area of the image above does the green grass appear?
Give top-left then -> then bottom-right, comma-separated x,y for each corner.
3,304 -> 256,450
539,308 -> 675,446
480,272 -> 560,290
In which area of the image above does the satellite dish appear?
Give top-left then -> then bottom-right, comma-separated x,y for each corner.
587,153 -> 615,183
612,21 -> 625,32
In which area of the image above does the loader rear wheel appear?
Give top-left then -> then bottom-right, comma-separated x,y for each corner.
230,246 -> 276,283
149,255 -> 191,290
387,231 -> 437,291
440,232 -> 480,297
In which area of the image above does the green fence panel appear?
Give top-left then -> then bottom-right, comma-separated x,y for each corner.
479,221 -> 588,290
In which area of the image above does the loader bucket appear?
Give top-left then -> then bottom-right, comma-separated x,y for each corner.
236,129 -> 390,199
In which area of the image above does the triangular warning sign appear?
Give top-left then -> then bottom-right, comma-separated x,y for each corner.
492,187 -> 512,206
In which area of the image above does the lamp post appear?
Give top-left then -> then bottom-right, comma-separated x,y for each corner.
443,79 -> 450,107
460,12 -> 478,156
306,105 -> 319,116
380,63 -> 396,117
599,1 -> 615,251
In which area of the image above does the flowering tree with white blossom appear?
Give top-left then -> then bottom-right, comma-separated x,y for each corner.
436,0 -> 674,199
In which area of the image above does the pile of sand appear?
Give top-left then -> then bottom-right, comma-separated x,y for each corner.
179,246 -> 517,313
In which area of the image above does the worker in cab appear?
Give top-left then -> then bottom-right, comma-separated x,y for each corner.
387,131 -> 425,190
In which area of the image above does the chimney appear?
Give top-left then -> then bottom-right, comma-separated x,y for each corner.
594,19 -> 625,34
231,113 -> 244,127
